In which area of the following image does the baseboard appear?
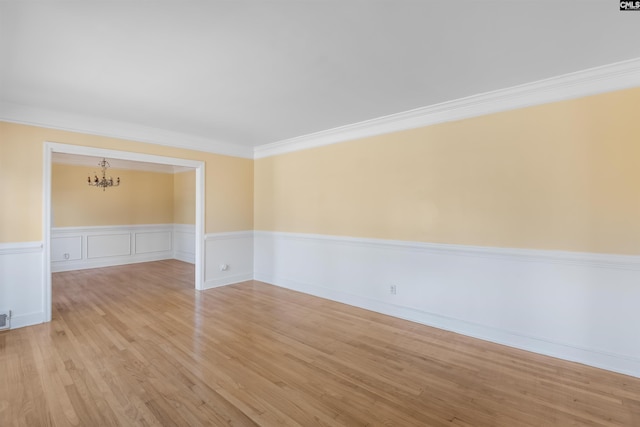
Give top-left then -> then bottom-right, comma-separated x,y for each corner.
52,251 -> 174,272
203,272 -> 253,290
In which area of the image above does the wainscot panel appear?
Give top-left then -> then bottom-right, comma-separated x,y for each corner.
0,242 -> 45,329
88,233 -> 131,258
174,224 -> 196,264
204,231 -> 253,289
135,231 -> 172,254
51,225 -> 174,272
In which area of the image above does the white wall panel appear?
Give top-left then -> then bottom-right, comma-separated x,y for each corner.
254,231 -> 640,378
52,225 -> 174,272
174,224 -> 195,264
204,231 -> 253,288
87,233 -> 131,258
0,242 -> 45,329
135,231 -> 172,254
51,236 -> 82,261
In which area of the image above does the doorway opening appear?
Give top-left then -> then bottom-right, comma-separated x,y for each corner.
43,142 -> 205,322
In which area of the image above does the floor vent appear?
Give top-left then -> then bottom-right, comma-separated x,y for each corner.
0,311 -> 10,331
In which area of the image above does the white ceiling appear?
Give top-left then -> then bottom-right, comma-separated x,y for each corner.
2,1 -> 640,151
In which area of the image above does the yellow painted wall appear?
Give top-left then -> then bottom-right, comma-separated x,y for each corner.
173,170 -> 195,225
52,163 -> 174,227
0,121 -> 253,242
4,88 -> 639,254
255,88 -> 640,255
0,124 -> 42,242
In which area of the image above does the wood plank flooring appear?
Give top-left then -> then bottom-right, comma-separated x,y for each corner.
1,259 -> 639,426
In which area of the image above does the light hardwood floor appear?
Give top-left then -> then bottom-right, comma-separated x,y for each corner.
1,260 -> 639,426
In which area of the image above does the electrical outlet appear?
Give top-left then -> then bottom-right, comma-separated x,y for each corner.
390,285 -> 397,295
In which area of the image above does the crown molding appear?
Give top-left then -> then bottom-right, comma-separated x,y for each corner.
254,57 -> 640,159
2,58 -> 638,161
0,102 -> 254,159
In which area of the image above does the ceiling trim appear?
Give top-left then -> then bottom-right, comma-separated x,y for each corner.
2,57 -> 638,161
254,57 -> 640,159
0,102 -> 254,159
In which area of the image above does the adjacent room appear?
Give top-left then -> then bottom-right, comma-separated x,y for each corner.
50,154 -> 197,276
1,1 -> 640,425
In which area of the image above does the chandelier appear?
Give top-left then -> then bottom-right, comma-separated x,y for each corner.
88,158 -> 120,191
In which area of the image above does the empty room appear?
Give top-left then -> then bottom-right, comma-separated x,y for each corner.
1,1 -> 640,426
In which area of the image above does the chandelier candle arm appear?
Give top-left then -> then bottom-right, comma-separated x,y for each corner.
87,158 -> 121,191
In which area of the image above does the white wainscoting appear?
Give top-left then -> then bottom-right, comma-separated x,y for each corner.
174,224 -> 196,264
51,224 -> 175,272
0,242 -> 45,328
204,231 -> 253,289
254,231 -> 640,378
